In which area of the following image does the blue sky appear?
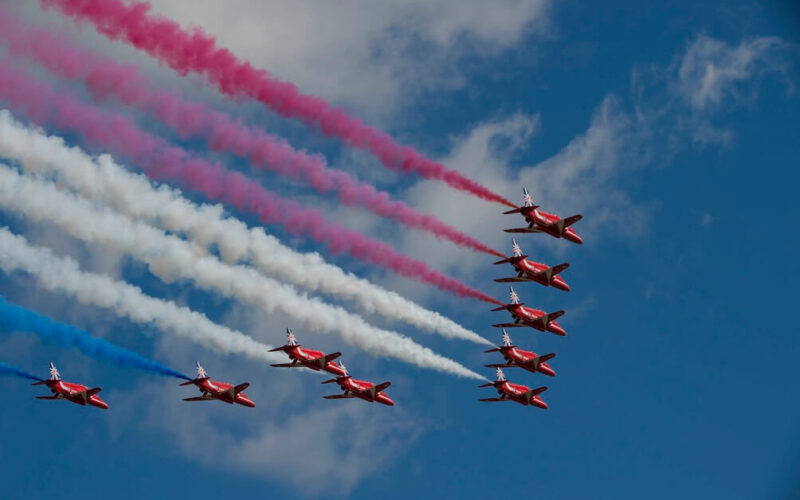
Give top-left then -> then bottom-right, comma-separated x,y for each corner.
0,0 -> 798,498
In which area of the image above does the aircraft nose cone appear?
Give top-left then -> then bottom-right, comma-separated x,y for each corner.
548,322 -> 567,336
568,231 -> 583,245
237,395 -> 256,408
327,363 -> 347,377
540,364 -> 556,377
91,397 -> 109,410
553,277 -> 570,292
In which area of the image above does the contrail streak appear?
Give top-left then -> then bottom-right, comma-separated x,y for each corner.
0,61 -> 501,305
0,168 -> 486,380
39,0 -> 515,207
0,295 -> 189,379
0,228 -> 283,364
0,110 -> 489,346
0,361 -> 43,382
0,8 -> 502,258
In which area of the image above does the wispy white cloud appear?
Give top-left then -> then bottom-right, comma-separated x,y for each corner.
633,34 -> 797,146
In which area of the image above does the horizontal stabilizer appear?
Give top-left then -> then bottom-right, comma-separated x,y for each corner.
478,382 -> 494,388
479,398 -> 508,402
233,383 -> 249,394
374,382 -> 391,393
31,380 -> 47,386
323,394 -> 353,400
484,363 -> 513,369
483,347 -> 501,353
320,378 -> 338,385
492,323 -> 524,328
551,263 -> 570,275
502,207 -> 522,215
270,363 -> 298,368
179,380 -> 195,386
35,395 -> 58,400
267,346 -> 286,352
504,227 -> 539,234
490,305 -> 507,312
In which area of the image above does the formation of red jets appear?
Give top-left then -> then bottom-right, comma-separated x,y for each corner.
480,188 -> 582,408
30,330 -> 395,410
26,188 -> 577,412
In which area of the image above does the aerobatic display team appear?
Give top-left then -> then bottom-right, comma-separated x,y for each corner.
0,0 -> 582,412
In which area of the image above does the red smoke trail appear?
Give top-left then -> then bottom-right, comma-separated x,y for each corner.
0,62 -> 500,304
41,0 -> 516,208
0,9 -> 501,258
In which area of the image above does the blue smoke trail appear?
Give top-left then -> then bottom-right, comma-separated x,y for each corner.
0,295 -> 190,380
0,361 -> 43,381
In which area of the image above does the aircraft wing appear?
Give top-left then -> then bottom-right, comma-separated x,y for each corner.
373,382 -> 391,393
484,363 -> 514,368
563,214 -> 582,227
504,227 -> 540,234
183,396 -> 215,402
323,394 -> 355,399
320,352 -> 341,365
494,277 -> 532,283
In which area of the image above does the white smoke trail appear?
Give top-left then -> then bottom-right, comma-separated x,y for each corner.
0,165 -> 485,379
0,227 -> 282,363
0,110 -> 488,346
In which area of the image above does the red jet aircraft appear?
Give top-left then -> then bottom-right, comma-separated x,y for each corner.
503,188 -> 583,244
491,286 -> 567,336
321,362 -> 394,406
180,362 -> 255,407
484,330 -> 556,376
269,329 -> 346,377
32,362 -> 108,410
479,368 -> 548,409
493,239 -> 570,291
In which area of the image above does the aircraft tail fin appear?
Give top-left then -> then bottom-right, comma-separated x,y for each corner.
233,383 -> 250,394
547,310 -> 565,322
85,388 -> 102,397
551,263 -> 570,275
374,382 -> 391,393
